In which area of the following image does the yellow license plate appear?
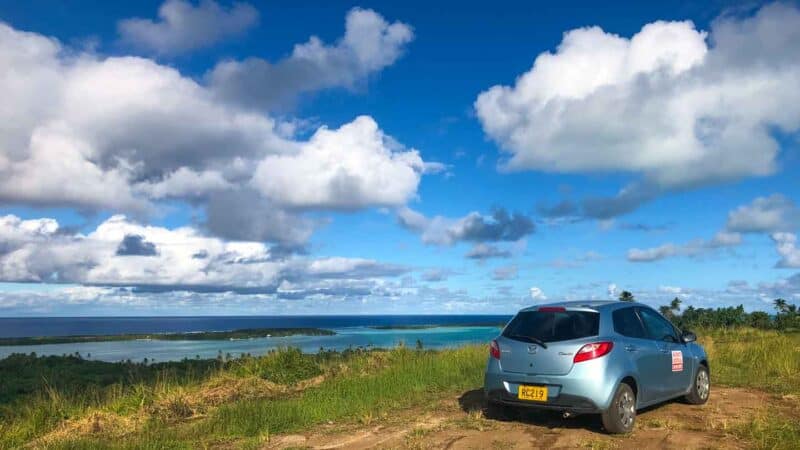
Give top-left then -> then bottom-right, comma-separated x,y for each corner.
518,385 -> 548,402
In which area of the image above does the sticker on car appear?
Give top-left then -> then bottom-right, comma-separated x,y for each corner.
671,350 -> 683,372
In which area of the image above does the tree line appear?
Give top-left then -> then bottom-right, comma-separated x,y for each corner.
617,290 -> 799,331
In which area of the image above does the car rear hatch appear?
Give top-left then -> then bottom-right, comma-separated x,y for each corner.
497,307 -> 600,376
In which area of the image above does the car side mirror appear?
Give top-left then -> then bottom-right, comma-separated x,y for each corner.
681,330 -> 697,343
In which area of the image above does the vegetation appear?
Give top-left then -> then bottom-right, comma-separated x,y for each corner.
618,291 -> 635,302
0,326 -> 798,448
655,297 -> 800,331
0,328 -> 335,346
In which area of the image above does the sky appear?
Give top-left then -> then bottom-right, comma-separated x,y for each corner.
0,0 -> 798,316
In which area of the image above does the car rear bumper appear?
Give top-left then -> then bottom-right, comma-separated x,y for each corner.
483,354 -> 619,412
485,388 -> 600,413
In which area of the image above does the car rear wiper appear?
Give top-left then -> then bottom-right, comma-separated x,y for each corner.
507,334 -> 548,349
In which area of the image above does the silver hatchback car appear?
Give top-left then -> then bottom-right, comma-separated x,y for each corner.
484,301 -> 709,433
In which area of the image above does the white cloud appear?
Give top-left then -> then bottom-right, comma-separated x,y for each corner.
135,167 -> 233,200
659,285 -> 683,295
0,16 -> 431,242
627,244 -> 679,263
772,233 -> 800,268
252,116 -> 432,209
466,243 -> 511,260
118,0 -> 259,55
529,286 -> 547,301
0,214 -> 408,292
476,3 -> 800,197
208,8 -> 413,108
0,22 -> 290,211
397,207 -> 534,246
726,194 -> 800,233
627,230 -> 741,262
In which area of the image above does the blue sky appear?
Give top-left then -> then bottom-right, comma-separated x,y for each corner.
0,0 -> 798,316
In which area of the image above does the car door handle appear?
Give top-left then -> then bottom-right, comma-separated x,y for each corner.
624,345 -> 637,352
659,348 -> 670,354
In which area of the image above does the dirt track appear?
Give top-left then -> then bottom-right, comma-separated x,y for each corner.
264,387 -> 800,449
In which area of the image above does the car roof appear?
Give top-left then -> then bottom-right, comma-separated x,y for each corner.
518,300 -> 650,312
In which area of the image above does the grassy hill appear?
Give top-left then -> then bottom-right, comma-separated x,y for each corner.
1,329 -> 798,449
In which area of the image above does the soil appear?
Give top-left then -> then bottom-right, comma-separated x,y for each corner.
263,387 -> 800,450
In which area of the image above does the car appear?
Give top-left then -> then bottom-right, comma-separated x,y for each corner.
483,300 -> 709,433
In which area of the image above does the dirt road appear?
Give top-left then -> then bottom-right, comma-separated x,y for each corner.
264,387 -> 799,449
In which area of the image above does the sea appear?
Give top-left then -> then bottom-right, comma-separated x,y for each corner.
0,315 -> 511,363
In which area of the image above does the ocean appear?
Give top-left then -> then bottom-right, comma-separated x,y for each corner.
0,315 -> 511,363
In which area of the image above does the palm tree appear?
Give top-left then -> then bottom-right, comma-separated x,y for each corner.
774,298 -> 788,313
619,291 -> 635,302
659,305 -> 673,318
670,297 -> 682,312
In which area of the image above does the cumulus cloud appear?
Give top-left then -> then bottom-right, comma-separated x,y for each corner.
0,214 -> 409,294
0,21 -> 288,211
116,234 -> 158,256
252,116 -> 438,209
772,233 -> 800,268
208,8 -> 413,108
466,243 -> 511,260
627,194 -> 799,264
529,286 -> 547,301
118,0 -> 259,55
204,189 -> 314,244
0,215 -> 59,255
726,194 -> 800,233
0,16 -> 432,244
397,207 -> 534,246
476,3 -> 800,215
627,230 -> 741,262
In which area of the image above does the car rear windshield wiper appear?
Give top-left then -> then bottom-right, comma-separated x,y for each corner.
507,334 -> 548,349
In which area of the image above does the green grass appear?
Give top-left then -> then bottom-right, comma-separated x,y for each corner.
2,329 -> 799,449
698,328 -> 800,394
732,414 -> 800,450
203,346 -> 484,438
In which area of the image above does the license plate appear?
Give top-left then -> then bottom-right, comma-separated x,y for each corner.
518,385 -> 548,402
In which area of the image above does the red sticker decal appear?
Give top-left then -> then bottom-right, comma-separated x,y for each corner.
671,350 -> 683,372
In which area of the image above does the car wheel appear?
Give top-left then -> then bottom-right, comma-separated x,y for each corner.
685,365 -> 710,405
601,383 -> 636,434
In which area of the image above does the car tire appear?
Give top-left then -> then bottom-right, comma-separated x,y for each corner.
685,365 -> 710,405
601,383 -> 636,434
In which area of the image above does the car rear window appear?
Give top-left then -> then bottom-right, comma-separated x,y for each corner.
502,310 -> 599,343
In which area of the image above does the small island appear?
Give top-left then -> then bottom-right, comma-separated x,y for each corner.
0,327 -> 336,346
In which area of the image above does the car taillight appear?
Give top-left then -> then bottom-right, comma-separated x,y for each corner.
490,339 -> 501,360
573,342 -> 613,363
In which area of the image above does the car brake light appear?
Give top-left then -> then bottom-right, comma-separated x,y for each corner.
538,306 -> 566,312
573,342 -> 613,363
490,339 -> 501,359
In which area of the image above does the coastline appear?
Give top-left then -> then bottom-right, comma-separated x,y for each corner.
0,327 -> 336,346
